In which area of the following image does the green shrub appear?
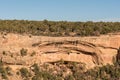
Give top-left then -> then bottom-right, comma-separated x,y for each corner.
20,48 -> 27,56
20,68 -> 31,79
31,63 -> 40,74
31,63 -> 57,80
0,64 -> 8,79
65,75 -> 74,80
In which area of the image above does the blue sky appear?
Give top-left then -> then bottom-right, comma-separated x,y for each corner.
0,0 -> 120,21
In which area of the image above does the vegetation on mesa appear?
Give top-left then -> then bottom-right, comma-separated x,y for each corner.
0,58 -> 120,80
0,20 -> 120,36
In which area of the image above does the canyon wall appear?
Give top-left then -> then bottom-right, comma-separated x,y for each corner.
0,33 -> 120,68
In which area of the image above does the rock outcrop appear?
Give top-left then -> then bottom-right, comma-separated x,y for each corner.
0,33 -> 120,69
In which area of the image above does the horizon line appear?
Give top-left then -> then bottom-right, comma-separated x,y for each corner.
0,18 -> 120,22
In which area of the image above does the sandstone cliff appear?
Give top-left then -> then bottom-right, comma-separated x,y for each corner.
0,33 -> 120,69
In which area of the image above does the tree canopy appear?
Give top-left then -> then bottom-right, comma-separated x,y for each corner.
0,20 -> 120,36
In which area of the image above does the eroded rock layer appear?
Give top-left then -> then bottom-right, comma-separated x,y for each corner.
0,33 -> 120,69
